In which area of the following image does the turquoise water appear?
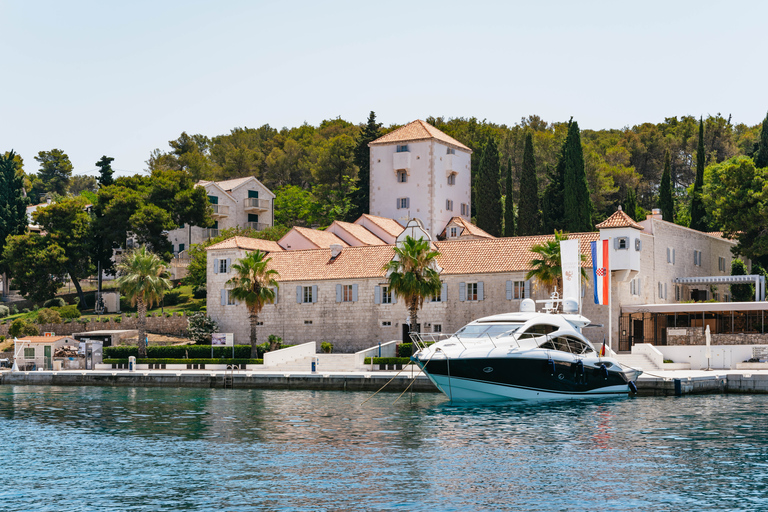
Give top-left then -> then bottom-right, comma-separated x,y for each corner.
1,386 -> 767,511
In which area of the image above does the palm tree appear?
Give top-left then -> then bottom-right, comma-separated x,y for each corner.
384,236 -> 442,334
226,250 -> 279,358
116,246 -> 172,358
526,231 -> 587,296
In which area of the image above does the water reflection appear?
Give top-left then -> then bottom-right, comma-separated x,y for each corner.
1,387 -> 767,511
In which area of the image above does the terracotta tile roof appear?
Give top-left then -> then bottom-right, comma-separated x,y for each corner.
441,217 -> 494,239
369,120 -> 471,152
291,226 -> 348,249
212,177 -> 253,191
595,209 -> 644,230
258,232 -> 600,282
357,214 -> 404,238
205,236 -> 283,252
267,245 -> 394,282
434,232 -> 600,275
706,231 -> 724,238
329,221 -> 387,245
16,336 -> 75,344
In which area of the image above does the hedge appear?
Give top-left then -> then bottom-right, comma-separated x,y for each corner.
364,357 -> 413,365
104,358 -> 262,364
103,345 -> 253,359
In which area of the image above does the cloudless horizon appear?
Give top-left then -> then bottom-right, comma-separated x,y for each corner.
2,0 -> 766,178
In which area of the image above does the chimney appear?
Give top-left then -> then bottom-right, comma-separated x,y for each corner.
330,244 -> 343,259
647,208 -> 662,221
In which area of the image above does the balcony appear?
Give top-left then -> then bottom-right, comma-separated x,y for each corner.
243,197 -> 270,212
392,151 -> 411,171
246,222 -> 270,232
444,154 -> 454,172
203,228 -> 220,239
210,204 -> 230,219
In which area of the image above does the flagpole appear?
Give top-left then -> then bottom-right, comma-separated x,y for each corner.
608,237 -> 612,354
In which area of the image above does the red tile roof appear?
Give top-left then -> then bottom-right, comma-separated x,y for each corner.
289,226 -> 348,249
356,214 -> 405,238
205,236 -> 283,252
369,120 -> 471,152
441,217 -> 494,239
595,209 -> 644,230
329,221 -> 387,245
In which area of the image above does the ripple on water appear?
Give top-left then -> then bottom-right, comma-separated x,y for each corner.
1,387 -> 768,511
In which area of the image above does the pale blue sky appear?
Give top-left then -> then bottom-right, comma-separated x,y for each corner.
1,0 -> 765,177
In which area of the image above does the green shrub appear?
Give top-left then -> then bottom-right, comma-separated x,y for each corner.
162,291 -> 188,306
10,304 -> 18,315
103,358 -> 262,365
397,343 -> 413,357
114,316 -> 122,323
187,312 -> 218,344
43,297 -> 66,308
321,342 -> 333,354
56,305 -> 81,319
9,319 -> 40,338
0,305 -> 9,318
22,308 -> 30,314
36,308 -> 62,324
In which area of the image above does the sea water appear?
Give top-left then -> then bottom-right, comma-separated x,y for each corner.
1,385 -> 767,511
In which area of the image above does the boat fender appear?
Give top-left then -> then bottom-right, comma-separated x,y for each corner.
576,360 -> 585,383
600,364 -> 609,380
628,381 -> 638,394
546,359 -> 556,376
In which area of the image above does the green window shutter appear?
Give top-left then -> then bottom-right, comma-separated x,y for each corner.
208,195 -> 218,204
248,214 -> 259,222
248,190 -> 259,198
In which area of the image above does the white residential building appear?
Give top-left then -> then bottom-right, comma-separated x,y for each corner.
167,176 -> 275,255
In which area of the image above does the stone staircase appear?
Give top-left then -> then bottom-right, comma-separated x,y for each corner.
614,353 -> 661,371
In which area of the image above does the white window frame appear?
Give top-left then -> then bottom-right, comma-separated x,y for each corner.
219,259 -> 228,274
396,197 -> 410,209
466,282 -> 478,301
341,284 -> 353,302
397,170 -> 408,183
227,290 -> 236,306
433,324 -> 443,333
396,144 -> 409,153
513,281 -> 526,299
718,256 -> 726,272
303,286 -> 313,304
381,285 -> 392,304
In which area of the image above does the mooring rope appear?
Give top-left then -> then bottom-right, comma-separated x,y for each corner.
361,349 -> 437,406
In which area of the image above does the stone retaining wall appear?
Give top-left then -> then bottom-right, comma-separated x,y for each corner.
667,327 -> 768,346
0,314 -> 189,338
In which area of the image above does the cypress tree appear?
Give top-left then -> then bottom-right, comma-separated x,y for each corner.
504,158 -> 515,237
476,137 -> 503,237
562,120 -> 592,232
689,117 -> 708,231
730,259 -> 754,302
541,119 -> 569,234
0,150 -> 31,296
659,149 -> 674,222
95,155 -> 115,187
755,111 -> 768,169
349,111 -> 381,219
624,188 -> 637,221
518,132 -> 540,235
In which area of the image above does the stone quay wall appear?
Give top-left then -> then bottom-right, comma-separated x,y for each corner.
667,327 -> 768,346
0,314 -> 189,338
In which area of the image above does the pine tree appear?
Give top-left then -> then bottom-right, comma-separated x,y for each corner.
659,149 -> 674,222
562,120 -> 592,232
476,137 -> 503,237
95,155 -> 115,187
755,111 -> 768,169
504,158 -> 515,237
518,132 -> 540,235
349,111 -> 381,219
624,188 -> 637,221
689,118 -> 708,231
0,150 -> 31,297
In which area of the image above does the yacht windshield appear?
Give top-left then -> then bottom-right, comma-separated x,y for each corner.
455,323 -> 523,338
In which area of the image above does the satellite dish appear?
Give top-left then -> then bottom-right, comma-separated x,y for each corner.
562,298 -> 579,313
520,298 -> 536,313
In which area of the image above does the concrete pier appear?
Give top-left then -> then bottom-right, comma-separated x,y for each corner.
0,369 -> 437,393
3,369 -> 768,396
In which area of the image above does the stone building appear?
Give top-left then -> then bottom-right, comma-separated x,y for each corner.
368,120 -> 472,240
206,209 -> 743,353
167,176 -> 275,255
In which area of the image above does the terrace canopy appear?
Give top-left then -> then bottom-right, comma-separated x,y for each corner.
673,275 -> 766,301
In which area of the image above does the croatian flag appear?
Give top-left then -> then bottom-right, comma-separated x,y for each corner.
591,240 -> 609,305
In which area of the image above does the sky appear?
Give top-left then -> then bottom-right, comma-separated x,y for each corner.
1,0 -> 766,178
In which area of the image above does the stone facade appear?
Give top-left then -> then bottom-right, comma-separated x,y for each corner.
667,328 -> 768,346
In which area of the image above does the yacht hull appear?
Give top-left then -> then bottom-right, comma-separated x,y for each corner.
415,356 -> 634,402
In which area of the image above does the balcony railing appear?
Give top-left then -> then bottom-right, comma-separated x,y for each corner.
243,197 -> 270,211
210,204 -> 230,217
204,228 -> 220,239
246,222 -> 270,232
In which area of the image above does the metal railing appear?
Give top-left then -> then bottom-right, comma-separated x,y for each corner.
246,222 -> 270,231
243,198 -> 270,210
